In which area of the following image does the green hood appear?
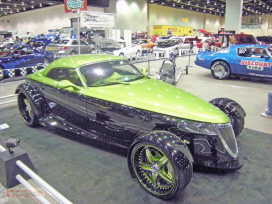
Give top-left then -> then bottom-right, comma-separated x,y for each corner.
81,78 -> 229,124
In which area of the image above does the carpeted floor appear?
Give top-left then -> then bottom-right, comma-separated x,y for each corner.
0,105 -> 271,204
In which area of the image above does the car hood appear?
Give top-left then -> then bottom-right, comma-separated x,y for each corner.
82,78 -> 229,124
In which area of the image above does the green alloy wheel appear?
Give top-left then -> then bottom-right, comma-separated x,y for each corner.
18,90 -> 39,127
131,141 -> 192,200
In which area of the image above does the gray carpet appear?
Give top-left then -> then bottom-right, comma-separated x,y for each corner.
0,105 -> 271,204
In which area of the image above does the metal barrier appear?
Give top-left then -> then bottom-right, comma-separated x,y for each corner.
0,144 -> 72,204
16,160 -> 73,204
0,94 -> 17,105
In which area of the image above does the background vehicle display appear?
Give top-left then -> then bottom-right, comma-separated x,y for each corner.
27,38 -> 52,52
153,39 -> 190,53
132,39 -> 157,52
16,54 -> 245,200
0,45 -> 54,80
45,39 -> 94,58
95,39 -> 142,60
195,44 -> 272,79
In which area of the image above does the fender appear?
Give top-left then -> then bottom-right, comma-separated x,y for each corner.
209,97 -> 246,118
127,131 -> 193,178
15,82 -> 48,118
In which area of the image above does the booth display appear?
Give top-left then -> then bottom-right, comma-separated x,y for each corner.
0,45 -> 54,80
15,54 -> 245,199
195,44 -> 272,79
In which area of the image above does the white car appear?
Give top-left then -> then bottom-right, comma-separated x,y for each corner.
95,39 -> 142,60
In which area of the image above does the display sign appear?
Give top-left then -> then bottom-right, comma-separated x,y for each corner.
182,18 -> 188,22
80,12 -> 115,27
64,0 -> 87,13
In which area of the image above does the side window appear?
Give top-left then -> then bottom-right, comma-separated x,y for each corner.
80,40 -> 87,45
72,40 -> 78,45
237,48 -> 250,57
47,68 -> 82,86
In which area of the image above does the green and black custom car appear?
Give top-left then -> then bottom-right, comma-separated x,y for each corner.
16,54 -> 246,200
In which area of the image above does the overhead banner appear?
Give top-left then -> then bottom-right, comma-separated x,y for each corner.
80,12 -> 115,27
64,0 -> 87,13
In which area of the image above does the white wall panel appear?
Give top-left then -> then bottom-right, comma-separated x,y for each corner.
0,5 -> 104,35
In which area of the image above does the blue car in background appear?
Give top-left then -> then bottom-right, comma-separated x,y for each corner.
27,38 -> 52,52
0,45 -> 54,80
195,44 -> 272,80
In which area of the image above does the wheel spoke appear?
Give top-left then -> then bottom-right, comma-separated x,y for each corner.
145,147 -> 155,163
139,162 -> 152,171
159,168 -> 174,184
157,156 -> 168,168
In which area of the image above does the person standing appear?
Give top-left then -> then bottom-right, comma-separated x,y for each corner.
261,90 -> 272,117
13,36 -> 22,47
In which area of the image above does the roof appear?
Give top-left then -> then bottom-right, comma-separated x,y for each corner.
42,54 -> 126,75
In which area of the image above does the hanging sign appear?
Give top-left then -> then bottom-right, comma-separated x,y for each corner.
80,12 -> 115,27
64,0 -> 87,13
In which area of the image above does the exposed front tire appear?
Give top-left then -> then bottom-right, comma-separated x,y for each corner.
119,53 -> 125,58
17,90 -> 39,127
210,98 -> 246,137
211,61 -> 231,80
130,141 -> 192,200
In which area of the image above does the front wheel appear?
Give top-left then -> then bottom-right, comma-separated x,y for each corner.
135,50 -> 141,60
17,90 -> 39,127
211,61 -> 231,80
0,65 -> 4,81
130,141 -> 192,200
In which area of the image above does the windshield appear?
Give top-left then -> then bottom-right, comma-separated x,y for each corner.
80,60 -> 146,87
52,40 -> 69,45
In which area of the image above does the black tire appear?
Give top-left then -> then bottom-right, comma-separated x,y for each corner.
211,61 -> 231,80
135,50 -> 141,60
17,90 -> 39,127
119,53 -> 124,57
70,51 -> 76,55
0,65 -> 4,81
44,58 -> 50,67
130,141 -> 192,200
210,98 -> 246,137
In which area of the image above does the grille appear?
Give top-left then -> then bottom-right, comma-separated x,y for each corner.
213,122 -> 238,158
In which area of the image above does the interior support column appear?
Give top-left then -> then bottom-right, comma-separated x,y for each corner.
225,0 -> 243,33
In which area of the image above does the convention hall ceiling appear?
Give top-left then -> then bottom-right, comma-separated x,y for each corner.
0,0 -> 272,17
148,0 -> 272,16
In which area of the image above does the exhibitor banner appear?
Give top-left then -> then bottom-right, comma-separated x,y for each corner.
64,0 -> 87,13
80,12 -> 115,27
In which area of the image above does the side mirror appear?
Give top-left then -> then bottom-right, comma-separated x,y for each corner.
140,67 -> 148,75
57,80 -> 80,91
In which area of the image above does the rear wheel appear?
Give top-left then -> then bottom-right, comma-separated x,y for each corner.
70,51 -> 76,55
130,141 -> 192,200
17,90 -> 39,127
0,65 -> 4,81
44,58 -> 50,67
211,61 -> 231,80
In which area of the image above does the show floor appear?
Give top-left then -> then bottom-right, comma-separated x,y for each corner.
0,55 -> 272,204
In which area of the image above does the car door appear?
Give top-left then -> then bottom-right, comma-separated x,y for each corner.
233,47 -> 272,77
81,61 -> 146,144
80,40 -> 93,54
39,68 -> 88,130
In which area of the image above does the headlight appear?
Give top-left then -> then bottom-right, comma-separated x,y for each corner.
177,120 -> 216,135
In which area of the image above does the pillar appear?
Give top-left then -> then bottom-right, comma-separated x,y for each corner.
225,0 -> 243,34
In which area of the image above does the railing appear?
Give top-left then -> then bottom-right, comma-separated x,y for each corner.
0,144 -> 72,204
